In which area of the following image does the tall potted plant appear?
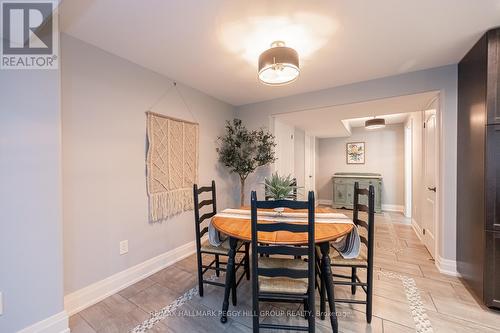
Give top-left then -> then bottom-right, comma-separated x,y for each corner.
217,119 -> 276,206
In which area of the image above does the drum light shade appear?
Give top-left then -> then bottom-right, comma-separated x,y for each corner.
258,41 -> 300,86
365,118 -> 386,130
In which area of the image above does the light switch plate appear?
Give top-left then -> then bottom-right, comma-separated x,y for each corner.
119,240 -> 128,255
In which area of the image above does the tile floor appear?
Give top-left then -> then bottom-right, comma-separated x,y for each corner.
69,211 -> 500,332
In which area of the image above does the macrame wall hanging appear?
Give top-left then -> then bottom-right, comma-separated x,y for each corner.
146,82 -> 199,222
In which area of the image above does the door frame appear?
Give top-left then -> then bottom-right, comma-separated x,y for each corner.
422,95 -> 441,261
404,118 -> 413,218
304,132 -> 316,198
271,116 -> 295,176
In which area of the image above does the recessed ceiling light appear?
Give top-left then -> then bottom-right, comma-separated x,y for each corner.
365,117 -> 386,130
258,41 -> 299,86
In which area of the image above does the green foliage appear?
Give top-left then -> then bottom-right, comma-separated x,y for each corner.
264,173 -> 297,200
216,119 -> 276,181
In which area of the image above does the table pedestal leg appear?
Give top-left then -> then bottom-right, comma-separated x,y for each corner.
220,237 -> 237,323
319,242 -> 338,333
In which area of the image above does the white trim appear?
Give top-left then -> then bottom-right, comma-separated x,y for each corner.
381,204 -> 405,212
317,199 -> 332,206
411,218 -> 424,242
17,311 -> 69,333
435,255 -> 460,277
64,240 -> 198,316
404,118 -> 413,218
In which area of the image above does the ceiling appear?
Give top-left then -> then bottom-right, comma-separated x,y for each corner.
275,91 -> 438,138
344,113 -> 411,129
60,0 -> 500,106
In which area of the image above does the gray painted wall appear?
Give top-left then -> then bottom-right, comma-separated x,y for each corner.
0,70 -> 64,331
236,65 -> 457,262
318,125 -> 405,206
61,35 -> 238,294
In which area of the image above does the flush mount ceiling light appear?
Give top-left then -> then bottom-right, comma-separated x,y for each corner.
258,41 -> 300,86
365,117 -> 386,130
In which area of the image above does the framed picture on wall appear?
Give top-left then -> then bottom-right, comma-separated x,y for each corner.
346,142 -> 365,164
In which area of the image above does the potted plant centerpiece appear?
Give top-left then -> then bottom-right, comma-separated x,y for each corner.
264,173 -> 299,214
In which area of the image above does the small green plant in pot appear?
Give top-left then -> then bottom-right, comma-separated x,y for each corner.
264,173 -> 298,212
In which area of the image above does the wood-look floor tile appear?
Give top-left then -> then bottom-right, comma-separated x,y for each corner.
347,295 -> 416,328
118,277 -> 156,299
174,254 -> 199,273
150,265 -> 197,296
376,270 -> 456,299
426,308 -> 500,333
417,262 -> 463,284
382,320 -> 414,333
161,301 -> 230,333
79,296 -> 162,333
430,294 -> 500,329
128,283 -> 179,313
451,283 -> 482,305
224,321 -> 253,332
79,300 -> 115,331
335,310 -> 384,333
372,278 -> 437,312
69,314 -> 96,333
312,299 -> 385,333
374,258 -> 423,277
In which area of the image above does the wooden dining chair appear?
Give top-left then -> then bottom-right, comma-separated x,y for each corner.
193,181 -> 250,304
320,182 -> 375,323
250,190 -> 316,332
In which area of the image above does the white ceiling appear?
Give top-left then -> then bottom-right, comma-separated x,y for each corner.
275,91 -> 438,138
60,0 -> 500,106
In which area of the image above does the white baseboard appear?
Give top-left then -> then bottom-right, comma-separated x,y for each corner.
411,218 -> 424,241
381,204 -> 405,213
410,220 -> 459,277
17,311 -> 69,333
435,255 -> 460,277
64,240 -> 198,316
317,199 -> 332,206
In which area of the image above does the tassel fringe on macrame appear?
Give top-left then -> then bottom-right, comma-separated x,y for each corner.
149,189 -> 194,222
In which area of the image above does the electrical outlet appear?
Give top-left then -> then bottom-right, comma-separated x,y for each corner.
0,291 -> 3,316
119,240 -> 128,255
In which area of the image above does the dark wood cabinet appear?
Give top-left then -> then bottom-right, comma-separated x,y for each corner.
457,28 -> 500,310
486,125 -> 500,232
484,231 -> 500,308
487,29 -> 500,124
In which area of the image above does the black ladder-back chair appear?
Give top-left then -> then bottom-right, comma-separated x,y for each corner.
193,181 -> 250,304
251,191 -> 316,332
321,182 -> 375,323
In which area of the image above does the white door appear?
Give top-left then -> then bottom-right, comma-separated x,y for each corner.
273,118 -> 294,176
304,134 -> 316,199
404,120 -> 413,218
422,108 -> 437,258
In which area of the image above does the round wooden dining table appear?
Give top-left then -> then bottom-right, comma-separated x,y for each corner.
211,206 -> 353,332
